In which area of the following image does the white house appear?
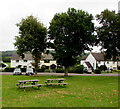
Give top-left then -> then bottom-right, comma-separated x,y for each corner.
81,53 -> 120,70
11,53 -> 57,69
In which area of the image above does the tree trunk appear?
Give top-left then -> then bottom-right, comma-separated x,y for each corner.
64,67 -> 69,76
33,53 -> 41,75
34,58 -> 39,75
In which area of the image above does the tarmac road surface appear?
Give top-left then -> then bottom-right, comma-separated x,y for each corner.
0,72 -> 119,76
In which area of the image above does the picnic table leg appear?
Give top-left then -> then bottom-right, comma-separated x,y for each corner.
38,86 -> 40,89
23,87 -> 26,91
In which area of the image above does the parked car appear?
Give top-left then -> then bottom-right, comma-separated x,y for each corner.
13,68 -> 22,75
26,68 -> 34,76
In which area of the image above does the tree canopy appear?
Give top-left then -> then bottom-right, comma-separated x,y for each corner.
48,8 -> 95,76
96,9 -> 120,60
14,15 -> 47,72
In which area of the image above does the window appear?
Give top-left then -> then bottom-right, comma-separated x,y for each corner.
24,60 -> 27,62
44,60 -> 50,63
16,60 -> 19,62
98,61 -> 101,64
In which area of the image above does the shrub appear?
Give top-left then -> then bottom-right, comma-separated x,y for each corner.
118,66 -> 120,70
44,69 -> 50,72
55,68 -> 64,73
37,68 -> 44,72
21,68 -> 26,72
94,69 -> 101,74
3,67 -> 15,72
99,65 -> 107,71
41,65 -> 46,72
68,65 -> 84,73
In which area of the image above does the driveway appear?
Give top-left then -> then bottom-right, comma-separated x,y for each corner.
0,72 -> 119,76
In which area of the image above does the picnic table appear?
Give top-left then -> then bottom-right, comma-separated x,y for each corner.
16,79 -> 43,90
45,78 -> 68,86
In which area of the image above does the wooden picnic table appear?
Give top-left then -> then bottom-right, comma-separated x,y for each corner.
16,79 -> 43,90
45,78 -> 68,86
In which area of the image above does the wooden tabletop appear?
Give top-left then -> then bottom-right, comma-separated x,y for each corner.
46,78 -> 65,81
18,79 -> 39,82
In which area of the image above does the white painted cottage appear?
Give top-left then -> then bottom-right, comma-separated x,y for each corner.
81,53 -> 120,70
11,53 -> 57,69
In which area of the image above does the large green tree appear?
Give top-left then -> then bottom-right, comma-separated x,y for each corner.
14,15 -> 47,73
48,8 -> 95,76
96,9 -> 120,60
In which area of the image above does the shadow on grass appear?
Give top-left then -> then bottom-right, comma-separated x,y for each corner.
44,85 -> 68,89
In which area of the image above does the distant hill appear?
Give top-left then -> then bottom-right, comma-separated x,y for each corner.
1,50 -> 17,62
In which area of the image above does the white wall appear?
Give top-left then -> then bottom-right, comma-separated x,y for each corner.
40,60 -> 57,67
11,60 -> 33,68
11,60 -> 57,68
97,61 -> 118,70
85,53 -> 97,70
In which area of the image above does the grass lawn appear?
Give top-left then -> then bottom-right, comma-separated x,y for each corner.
101,70 -> 120,74
4,62 -> 11,68
2,75 -> 119,107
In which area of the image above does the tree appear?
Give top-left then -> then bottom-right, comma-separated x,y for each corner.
48,8 -> 95,76
14,15 -> 47,73
96,9 -> 120,61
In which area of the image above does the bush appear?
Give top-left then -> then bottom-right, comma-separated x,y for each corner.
68,65 -> 84,73
99,65 -> 107,71
94,69 -> 101,74
41,65 -> 46,72
118,66 -> 120,70
37,68 -> 44,72
3,67 -> 15,72
21,68 -> 26,72
44,69 -> 50,72
55,68 -> 64,73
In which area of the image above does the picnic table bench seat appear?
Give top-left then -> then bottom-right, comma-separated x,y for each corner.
19,84 -> 43,88
46,82 -> 68,86
16,80 -> 43,90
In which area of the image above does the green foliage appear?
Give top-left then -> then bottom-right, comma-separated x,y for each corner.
96,9 -> 120,60
55,65 -> 84,73
68,65 -> 84,73
21,68 -> 26,72
55,68 -> 64,73
99,65 -> 107,71
3,67 -> 15,72
118,66 -> 120,70
49,8 -> 95,75
94,69 -> 101,74
14,15 -> 47,72
41,65 -> 46,72
5,62 -> 11,68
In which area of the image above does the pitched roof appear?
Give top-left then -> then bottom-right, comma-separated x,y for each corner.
91,53 -> 104,61
85,62 -> 93,68
11,53 -> 54,60
41,54 -> 53,60
91,53 -> 120,61
81,56 -> 87,60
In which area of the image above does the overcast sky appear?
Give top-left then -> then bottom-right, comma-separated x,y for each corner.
0,0 -> 119,51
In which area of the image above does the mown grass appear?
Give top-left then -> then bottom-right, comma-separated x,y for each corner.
4,62 -> 11,68
2,75 -> 119,107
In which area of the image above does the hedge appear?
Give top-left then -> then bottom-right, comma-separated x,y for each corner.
94,69 -> 101,74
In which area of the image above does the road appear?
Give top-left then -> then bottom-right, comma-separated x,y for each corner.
0,72 -> 119,76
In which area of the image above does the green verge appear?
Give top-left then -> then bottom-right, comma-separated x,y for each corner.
2,75 -> 119,107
